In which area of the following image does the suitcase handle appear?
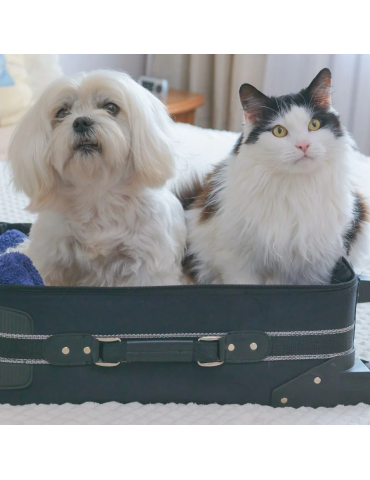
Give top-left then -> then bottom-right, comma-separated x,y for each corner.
0,327 -> 354,366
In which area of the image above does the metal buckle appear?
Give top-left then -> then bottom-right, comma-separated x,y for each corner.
197,336 -> 224,367
95,337 -> 121,367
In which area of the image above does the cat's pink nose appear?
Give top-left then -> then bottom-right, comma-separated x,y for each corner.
296,143 -> 310,154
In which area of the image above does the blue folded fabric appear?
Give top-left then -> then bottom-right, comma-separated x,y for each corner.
0,54 -> 15,87
0,252 -> 44,286
0,229 -> 44,286
0,229 -> 28,254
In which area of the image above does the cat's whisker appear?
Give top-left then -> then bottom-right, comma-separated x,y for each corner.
260,105 -> 279,115
280,98 -> 289,112
297,92 -> 308,108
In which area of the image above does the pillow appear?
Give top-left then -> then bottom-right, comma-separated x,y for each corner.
0,55 -> 14,87
24,54 -> 62,99
0,54 -> 33,127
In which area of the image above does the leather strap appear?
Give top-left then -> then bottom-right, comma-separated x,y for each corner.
358,275 -> 370,303
0,327 -> 354,366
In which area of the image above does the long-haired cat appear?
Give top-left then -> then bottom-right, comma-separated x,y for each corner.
178,68 -> 370,285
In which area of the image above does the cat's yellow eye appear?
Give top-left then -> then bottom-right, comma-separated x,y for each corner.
308,119 -> 321,131
272,125 -> 288,137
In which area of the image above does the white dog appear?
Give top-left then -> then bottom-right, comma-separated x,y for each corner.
7,70 -> 186,287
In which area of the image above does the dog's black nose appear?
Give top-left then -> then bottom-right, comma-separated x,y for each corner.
73,117 -> 93,133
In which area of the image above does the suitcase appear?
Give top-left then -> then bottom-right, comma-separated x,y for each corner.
1,221 -> 370,408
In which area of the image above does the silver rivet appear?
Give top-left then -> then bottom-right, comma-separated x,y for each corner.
314,376 -> 322,384
62,347 -> 70,355
280,397 -> 288,404
250,342 -> 258,351
228,344 -> 235,351
83,347 -> 91,354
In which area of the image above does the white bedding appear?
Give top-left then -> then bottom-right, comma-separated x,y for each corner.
1,122 -> 370,424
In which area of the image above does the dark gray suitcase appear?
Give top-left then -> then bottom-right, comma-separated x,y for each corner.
1,222 -> 370,407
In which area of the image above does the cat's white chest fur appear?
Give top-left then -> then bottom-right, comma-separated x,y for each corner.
218,162 -> 353,284
186,152 -> 355,285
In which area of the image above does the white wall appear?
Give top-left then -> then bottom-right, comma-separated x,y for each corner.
58,54 -> 146,80
263,54 -> 370,154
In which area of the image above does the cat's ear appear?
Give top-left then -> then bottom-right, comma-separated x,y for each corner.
306,68 -> 332,108
239,84 -> 268,122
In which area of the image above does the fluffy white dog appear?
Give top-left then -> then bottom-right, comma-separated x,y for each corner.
7,70 -> 186,287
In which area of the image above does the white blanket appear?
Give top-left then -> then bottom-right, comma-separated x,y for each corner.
1,123 -> 370,424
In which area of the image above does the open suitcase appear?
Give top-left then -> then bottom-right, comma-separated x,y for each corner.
1,221 -> 370,408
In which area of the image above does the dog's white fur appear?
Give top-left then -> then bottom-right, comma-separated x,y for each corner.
7,70 -> 186,286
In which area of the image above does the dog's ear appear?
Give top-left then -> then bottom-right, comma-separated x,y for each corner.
124,79 -> 175,188
7,96 -> 57,211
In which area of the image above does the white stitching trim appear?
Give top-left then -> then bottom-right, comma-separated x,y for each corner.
0,326 -> 353,340
0,333 -> 49,339
266,325 -> 354,336
95,332 -> 228,339
0,332 -> 227,340
0,357 -> 48,364
0,348 -> 354,365
262,347 -> 354,361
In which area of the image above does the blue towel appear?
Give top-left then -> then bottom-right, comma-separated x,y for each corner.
0,229 -> 44,286
0,252 -> 44,286
0,54 -> 15,87
0,229 -> 28,254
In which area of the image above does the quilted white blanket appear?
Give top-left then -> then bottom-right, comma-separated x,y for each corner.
1,123 -> 370,424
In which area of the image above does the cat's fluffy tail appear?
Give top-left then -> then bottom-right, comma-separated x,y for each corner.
169,173 -> 204,210
167,153 -> 219,210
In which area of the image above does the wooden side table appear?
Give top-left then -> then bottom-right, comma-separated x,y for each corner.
164,89 -> 204,125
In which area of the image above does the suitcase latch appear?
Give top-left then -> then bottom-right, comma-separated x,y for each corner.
95,337 -> 121,367
197,336 -> 224,367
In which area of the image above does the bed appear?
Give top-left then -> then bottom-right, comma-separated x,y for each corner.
1,122 -> 370,424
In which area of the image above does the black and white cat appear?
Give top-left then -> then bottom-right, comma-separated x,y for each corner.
178,69 -> 370,285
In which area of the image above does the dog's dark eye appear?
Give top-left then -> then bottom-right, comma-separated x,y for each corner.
56,107 -> 70,119
104,103 -> 119,115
